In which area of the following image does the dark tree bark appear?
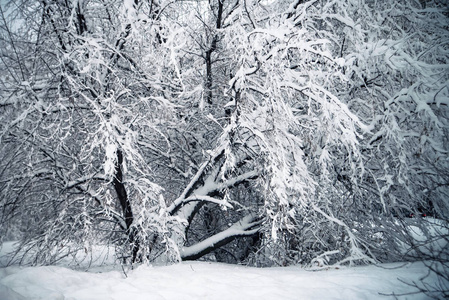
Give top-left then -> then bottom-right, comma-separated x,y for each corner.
113,149 -> 139,263
204,0 -> 223,104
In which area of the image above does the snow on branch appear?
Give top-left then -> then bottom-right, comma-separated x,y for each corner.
311,204 -> 376,265
174,146 -> 226,205
180,214 -> 261,261
167,169 -> 259,215
171,195 -> 233,210
64,174 -> 108,189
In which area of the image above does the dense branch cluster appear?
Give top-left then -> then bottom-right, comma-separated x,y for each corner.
0,0 -> 448,271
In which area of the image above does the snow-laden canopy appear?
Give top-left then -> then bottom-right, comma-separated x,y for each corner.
0,0 -> 448,277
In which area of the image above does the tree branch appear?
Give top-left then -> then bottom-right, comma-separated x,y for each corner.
181,214 -> 261,260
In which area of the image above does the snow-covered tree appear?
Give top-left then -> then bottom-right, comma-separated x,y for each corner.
1,0 -> 448,268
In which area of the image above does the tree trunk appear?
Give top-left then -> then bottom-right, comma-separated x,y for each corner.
113,149 -> 139,263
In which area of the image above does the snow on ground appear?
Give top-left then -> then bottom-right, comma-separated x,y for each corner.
0,261 -> 439,300
0,242 -> 440,300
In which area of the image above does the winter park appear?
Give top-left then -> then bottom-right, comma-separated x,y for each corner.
0,0 -> 448,299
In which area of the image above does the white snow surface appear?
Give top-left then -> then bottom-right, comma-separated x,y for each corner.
0,242 -> 439,300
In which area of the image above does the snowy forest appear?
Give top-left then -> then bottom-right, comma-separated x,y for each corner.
0,0 -> 448,284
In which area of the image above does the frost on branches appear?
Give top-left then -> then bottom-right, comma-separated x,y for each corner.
0,0 -> 448,268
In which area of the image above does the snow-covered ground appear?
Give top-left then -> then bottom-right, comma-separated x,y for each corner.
0,242 -> 440,300
0,261 -> 439,300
